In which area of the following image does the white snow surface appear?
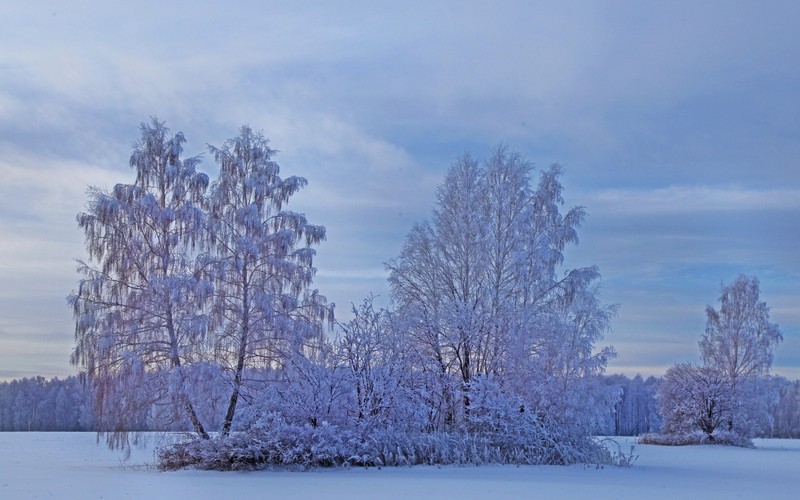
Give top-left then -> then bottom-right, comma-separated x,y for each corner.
0,433 -> 797,499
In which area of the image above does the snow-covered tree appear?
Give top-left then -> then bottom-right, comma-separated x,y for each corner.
336,296 -> 418,431
518,273 -> 618,434
70,118 -> 212,443
204,126 -> 333,435
700,275 -> 782,386
387,147 -> 616,434
653,275 -> 783,444
658,363 -> 733,440
700,275 -> 782,435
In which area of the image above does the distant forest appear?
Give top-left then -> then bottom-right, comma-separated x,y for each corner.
2,373 -> 798,438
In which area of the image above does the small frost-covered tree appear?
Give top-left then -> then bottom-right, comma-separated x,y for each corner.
337,296 -> 417,431
70,118 -> 212,443
204,126 -> 333,435
653,275 -> 783,444
522,279 -> 618,433
658,363 -> 733,440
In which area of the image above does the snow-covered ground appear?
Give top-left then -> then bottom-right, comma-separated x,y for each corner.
0,433 -> 797,499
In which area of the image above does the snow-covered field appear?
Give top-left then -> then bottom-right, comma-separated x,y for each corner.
0,433 -> 797,499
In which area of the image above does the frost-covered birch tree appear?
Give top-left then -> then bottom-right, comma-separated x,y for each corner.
204,126 -> 333,435
70,118 -> 212,443
699,275 -> 782,434
700,275 -> 783,386
387,147 -> 616,432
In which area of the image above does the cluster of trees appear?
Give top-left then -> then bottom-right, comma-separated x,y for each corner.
0,376 -> 94,431
70,121 -> 622,469
65,118 -> 796,468
599,373 -> 800,439
70,118 -> 331,448
383,150 -> 619,438
647,275 -> 784,445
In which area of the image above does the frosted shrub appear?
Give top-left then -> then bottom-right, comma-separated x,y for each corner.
159,376 -> 617,470
638,430 -> 753,447
159,416 -> 616,470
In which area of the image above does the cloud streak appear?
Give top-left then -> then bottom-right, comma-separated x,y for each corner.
586,186 -> 800,214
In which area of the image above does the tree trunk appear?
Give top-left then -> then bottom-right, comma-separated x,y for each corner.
167,307 -> 209,439
222,270 -> 249,436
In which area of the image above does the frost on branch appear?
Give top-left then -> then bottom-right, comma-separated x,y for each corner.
70,118 -> 212,447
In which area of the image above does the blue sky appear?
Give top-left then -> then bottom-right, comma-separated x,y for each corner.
1,1 -> 798,380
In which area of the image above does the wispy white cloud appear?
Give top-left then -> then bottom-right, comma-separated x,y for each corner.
584,185 -> 800,215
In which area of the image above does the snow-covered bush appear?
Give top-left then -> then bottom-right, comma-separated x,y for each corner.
638,430 -> 753,447
158,411 -> 617,470
335,297 -> 422,432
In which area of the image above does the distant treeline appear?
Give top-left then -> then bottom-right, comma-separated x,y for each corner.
0,375 -> 94,431
2,373 -> 798,437
602,374 -> 662,436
